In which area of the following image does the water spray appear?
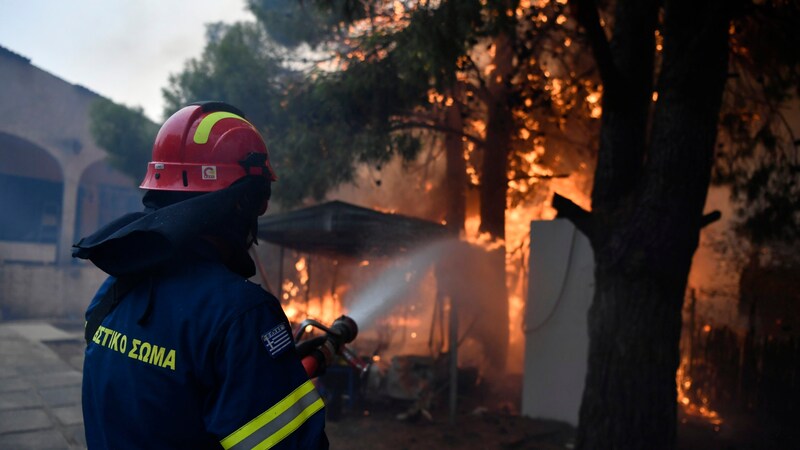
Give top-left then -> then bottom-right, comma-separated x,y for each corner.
345,239 -> 456,330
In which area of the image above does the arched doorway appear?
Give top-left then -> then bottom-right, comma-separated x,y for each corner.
0,132 -> 63,262
75,160 -> 142,243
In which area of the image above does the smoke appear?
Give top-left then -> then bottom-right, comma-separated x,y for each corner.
326,151 -> 447,223
688,186 -> 746,331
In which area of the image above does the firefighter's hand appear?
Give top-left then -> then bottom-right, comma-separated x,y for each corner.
295,335 -> 327,359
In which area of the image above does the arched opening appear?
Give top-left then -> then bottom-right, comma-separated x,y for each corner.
75,160 -> 142,242
0,132 -> 63,247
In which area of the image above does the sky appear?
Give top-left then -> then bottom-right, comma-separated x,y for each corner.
0,0 -> 253,122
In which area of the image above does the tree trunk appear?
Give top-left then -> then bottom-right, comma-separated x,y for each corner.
476,32 -> 515,370
444,84 -> 466,234
479,101 -> 511,370
480,33 -> 514,242
575,0 -> 731,447
578,272 -> 686,449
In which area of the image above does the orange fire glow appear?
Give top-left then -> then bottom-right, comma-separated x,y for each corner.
462,172 -> 592,370
284,0 -> 603,370
676,357 -> 723,427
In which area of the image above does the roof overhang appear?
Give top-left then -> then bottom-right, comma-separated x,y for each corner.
257,200 -> 450,258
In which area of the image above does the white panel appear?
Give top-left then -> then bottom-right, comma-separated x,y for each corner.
521,219 -> 594,426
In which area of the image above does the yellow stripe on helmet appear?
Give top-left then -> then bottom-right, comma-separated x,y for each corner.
193,111 -> 253,144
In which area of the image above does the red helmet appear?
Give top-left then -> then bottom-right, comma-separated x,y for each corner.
140,102 -> 277,192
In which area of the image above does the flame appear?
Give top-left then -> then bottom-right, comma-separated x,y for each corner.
280,254 -> 345,327
283,292 -> 343,327
461,176 -> 590,371
676,357 -> 723,426
427,89 -> 446,105
285,0 -> 602,367
392,0 -> 405,20
508,294 -> 526,347
468,119 -> 487,138
372,206 -> 398,214
586,86 -> 603,119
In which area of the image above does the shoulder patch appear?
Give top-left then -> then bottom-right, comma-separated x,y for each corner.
261,323 -> 293,358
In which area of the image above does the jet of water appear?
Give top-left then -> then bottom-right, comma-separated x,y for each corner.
346,238 -> 456,330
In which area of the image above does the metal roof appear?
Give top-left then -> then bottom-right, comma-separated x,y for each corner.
257,200 -> 449,257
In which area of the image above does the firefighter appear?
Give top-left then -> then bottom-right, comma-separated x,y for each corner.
74,102 -> 328,449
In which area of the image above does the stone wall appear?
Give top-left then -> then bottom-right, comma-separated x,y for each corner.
0,263 -> 107,320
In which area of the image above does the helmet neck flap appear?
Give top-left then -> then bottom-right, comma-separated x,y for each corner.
73,175 -> 269,278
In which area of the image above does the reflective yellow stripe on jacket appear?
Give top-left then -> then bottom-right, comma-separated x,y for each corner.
220,380 -> 324,450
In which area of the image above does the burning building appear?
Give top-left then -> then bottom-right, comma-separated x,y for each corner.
251,199 -> 523,419
254,200 -> 509,367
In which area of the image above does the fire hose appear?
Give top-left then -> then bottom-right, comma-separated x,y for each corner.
294,315 -> 369,378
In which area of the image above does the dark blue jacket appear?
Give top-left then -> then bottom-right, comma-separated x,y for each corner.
82,248 -> 328,449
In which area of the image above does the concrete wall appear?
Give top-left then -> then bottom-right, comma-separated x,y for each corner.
0,47 -> 109,264
0,242 -> 56,264
0,46 -> 141,265
522,219 -> 594,426
0,263 -> 107,320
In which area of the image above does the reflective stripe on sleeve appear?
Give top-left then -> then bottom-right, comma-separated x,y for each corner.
220,380 -> 324,450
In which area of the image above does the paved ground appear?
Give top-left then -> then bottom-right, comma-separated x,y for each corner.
0,321 -> 86,450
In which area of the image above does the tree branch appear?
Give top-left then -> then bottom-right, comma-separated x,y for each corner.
509,173 -> 570,182
700,210 -> 722,228
389,120 -> 485,148
552,193 -> 595,241
461,55 -> 494,104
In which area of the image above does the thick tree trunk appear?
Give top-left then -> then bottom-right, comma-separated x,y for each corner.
578,272 -> 686,449
575,0 -> 731,448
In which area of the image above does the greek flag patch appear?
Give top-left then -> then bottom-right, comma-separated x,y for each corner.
261,323 -> 293,358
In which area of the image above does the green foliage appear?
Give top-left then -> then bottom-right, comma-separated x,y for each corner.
89,99 -> 158,183
270,54 -> 430,204
161,16 -> 431,206
162,0 -> 600,216
246,0 -> 366,49
162,22 -> 284,125
391,1 -> 483,88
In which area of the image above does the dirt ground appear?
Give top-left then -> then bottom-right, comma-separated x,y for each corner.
323,396 -> 783,450
43,320 -> 789,449
319,365 -> 574,449
325,402 -> 575,450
